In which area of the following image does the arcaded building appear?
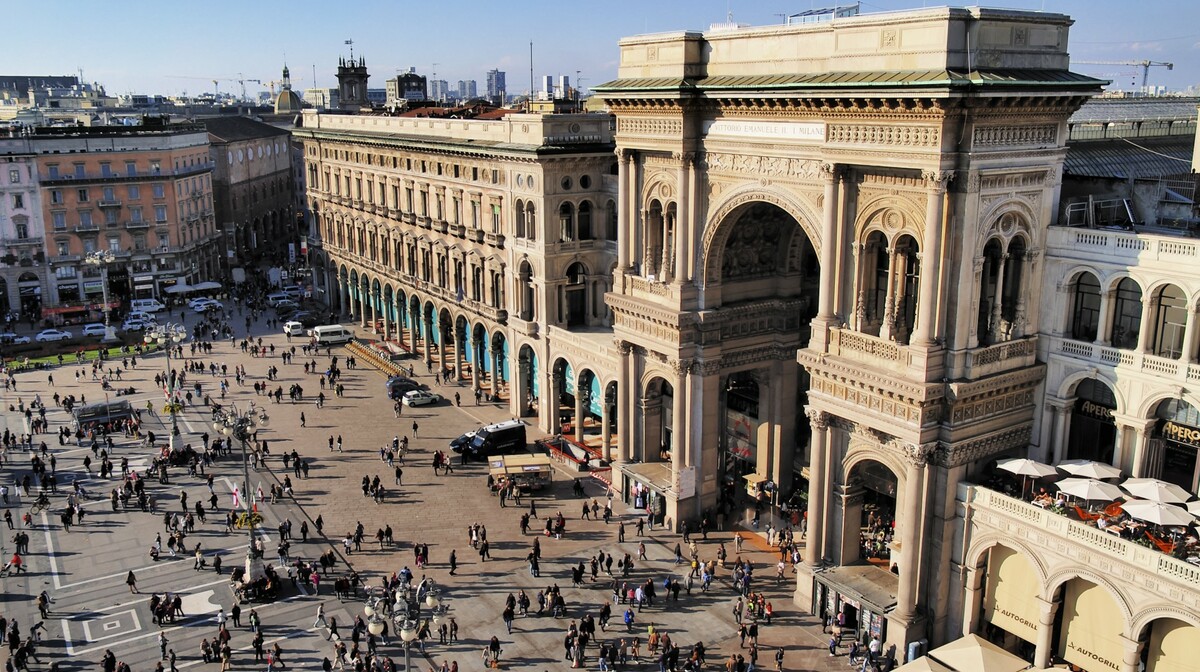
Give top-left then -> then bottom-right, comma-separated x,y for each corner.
298,7 -> 1199,668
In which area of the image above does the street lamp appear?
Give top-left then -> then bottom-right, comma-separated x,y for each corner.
144,323 -> 187,456
397,615 -> 419,672
212,401 -> 271,588
364,595 -> 388,638
84,249 -> 118,342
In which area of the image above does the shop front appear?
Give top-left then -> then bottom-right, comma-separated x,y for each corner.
620,461 -> 674,527
1068,379 -> 1117,464
981,545 -> 1039,657
1057,578 -> 1125,672
810,564 -> 896,647
1149,399 -> 1200,495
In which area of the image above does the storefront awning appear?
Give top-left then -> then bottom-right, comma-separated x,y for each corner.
896,634 -> 1028,672
817,564 -> 898,614
620,461 -> 675,498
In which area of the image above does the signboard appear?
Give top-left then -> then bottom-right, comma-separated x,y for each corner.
1059,580 -> 1125,672
1160,420 -> 1200,448
288,242 -> 297,264
726,409 -> 758,461
702,119 -> 826,143
675,466 -> 696,499
983,546 -> 1041,644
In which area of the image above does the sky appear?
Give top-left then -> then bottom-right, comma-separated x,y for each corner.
8,0 -> 1200,98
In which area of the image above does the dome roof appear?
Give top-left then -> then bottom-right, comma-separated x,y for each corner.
274,89 -> 303,114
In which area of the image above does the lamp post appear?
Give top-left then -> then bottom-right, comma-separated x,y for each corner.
144,323 -> 187,455
84,249 -> 118,342
212,401 -> 271,588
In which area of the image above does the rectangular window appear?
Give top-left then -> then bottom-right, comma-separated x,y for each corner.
127,185 -> 140,200
133,235 -> 146,251
83,239 -> 95,254
77,188 -> 89,202
12,194 -> 23,209
130,207 -> 143,223
55,242 -> 70,258
154,205 -> 167,222
47,165 -> 60,179
152,184 -> 165,199
8,169 -> 19,184
125,161 -> 137,177
73,164 -> 85,178
102,186 -> 115,202
100,164 -> 113,178
50,189 -> 63,205
150,161 -> 161,175
492,204 -> 501,233
79,211 -> 93,227
52,212 -> 66,230
108,238 -> 121,252
105,209 -> 119,225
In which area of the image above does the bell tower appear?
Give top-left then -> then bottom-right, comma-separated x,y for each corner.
336,55 -> 369,111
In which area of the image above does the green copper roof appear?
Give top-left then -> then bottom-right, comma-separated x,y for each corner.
592,69 -> 1107,94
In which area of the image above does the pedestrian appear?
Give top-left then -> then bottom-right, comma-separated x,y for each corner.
314,603 -> 327,629
126,570 -> 138,594
774,648 -> 784,672
231,604 -> 241,628
300,412 -> 306,428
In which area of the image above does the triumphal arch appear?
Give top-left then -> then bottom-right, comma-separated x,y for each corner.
595,6 -> 1102,649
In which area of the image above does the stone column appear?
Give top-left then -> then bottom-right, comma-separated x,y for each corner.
1128,419 -> 1155,477
617,150 -> 630,268
893,442 -> 935,623
1119,634 -> 1145,672
1137,294 -> 1155,352
671,360 -> 689,507
359,285 -> 368,328
961,565 -> 984,637
967,256 -> 985,348
1094,289 -> 1114,346
370,293 -> 378,333
451,323 -> 463,381
438,324 -> 450,376
573,379 -> 586,442
1033,595 -> 1061,670
422,314 -> 434,368
880,248 -> 899,341
616,340 -> 632,462
549,371 -> 563,434
382,302 -> 391,341
490,347 -> 502,401
817,163 -> 840,320
988,254 -> 1008,342
1052,403 -> 1072,464
804,409 -> 830,568
470,338 -> 482,392
913,171 -> 949,345
601,395 -> 612,460
674,153 -> 692,283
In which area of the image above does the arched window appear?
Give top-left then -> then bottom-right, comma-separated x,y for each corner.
515,199 -> 526,239
578,201 -> 592,240
559,202 -> 575,242
525,204 -> 537,242
1152,284 -> 1188,359
1069,272 -> 1101,341
1067,378 -> 1117,464
1111,278 -> 1143,350
1001,238 -> 1026,325
605,200 -> 618,241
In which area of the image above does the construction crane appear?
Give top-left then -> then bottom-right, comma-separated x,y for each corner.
1074,60 -> 1174,92
165,75 -> 266,103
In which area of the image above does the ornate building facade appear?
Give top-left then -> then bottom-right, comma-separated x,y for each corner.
298,7 -> 1200,668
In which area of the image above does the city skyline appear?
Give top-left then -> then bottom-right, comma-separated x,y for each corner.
8,0 -> 1200,99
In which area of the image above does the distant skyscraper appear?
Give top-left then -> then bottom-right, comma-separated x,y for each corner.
555,75 -> 570,99
456,80 -> 477,100
541,75 -> 553,97
430,80 -> 449,102
486,69 -> 506,101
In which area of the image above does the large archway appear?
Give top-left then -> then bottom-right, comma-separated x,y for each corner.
702,201 -> 820,516
517,344 -> 540,419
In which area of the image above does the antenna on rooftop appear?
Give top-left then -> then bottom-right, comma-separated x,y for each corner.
345,39 -> 354,61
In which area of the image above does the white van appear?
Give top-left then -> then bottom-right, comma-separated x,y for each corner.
267,293 -> 292,307
311,324 -> 354,346
131,298 -> 165,313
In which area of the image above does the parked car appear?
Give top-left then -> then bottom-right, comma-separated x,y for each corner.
290,311 -> 320,328
283,321 -> 306,337
386,376 -> 422,399
272,299 -> 300,311
402,390 -> 443,407
0,332 -> 31,345
193,300 -> 223,313
35,329 -> 73,342
122,319 -> 151,332
81,323 -> 110,337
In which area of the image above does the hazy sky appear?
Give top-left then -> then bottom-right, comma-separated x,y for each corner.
8,0 -> 1200,97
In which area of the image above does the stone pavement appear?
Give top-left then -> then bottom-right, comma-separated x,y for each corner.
0,307 -> 860,672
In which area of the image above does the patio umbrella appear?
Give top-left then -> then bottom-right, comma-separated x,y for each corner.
192,281 -> 222,291
164,283 -> 194,295
1120,499 -> 1195,527
997,457 -> 1058,497
1186,500 -> 1200,517
1121,478 -> 1193,505
1057,459 -> 1122,480
926,634 -> 1029,672
1056,478 -> 1124,503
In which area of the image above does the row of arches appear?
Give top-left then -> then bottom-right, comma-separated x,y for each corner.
1066,271 -> 1200,361
966,540 -> 1197,671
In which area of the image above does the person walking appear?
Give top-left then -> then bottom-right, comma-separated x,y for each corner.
126,570 -> 138,594
314,603 -> 327,630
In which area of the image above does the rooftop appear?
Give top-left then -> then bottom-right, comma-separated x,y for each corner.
1068,97 -> 1200,124
200,116 -> 290,143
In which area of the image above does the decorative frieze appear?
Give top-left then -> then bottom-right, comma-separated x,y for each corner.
618,117 -> 683,137
972,124 -> 1058,148
703,153 -> 822,179
827,124 -> 940,147
938,423 -> 1033,467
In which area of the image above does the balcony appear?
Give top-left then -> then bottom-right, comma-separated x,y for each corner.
2,236 -> 44,248
825,327 -> 941,380
962,484 -> 1200,593
74,224 -> 99,234
484,232 -> 505,248
1049,335 -> 1200,384
962,335 -> 1038,378
1047,225 -> 1200,275
126,220 -> 150,230
97,199 -> 122,208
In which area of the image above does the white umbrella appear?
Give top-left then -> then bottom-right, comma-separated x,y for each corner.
1120,499 -> 1195,527
1056,478 -> 1125,502
164,283 -> 194,295
1057,459 -> 1122,480
192,281 -> 222,291
997,458 -> 1059,498
1186,500 -> 1200,517
1121,478 -> 1193,505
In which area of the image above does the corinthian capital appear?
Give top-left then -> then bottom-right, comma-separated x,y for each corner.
819,162 -> 841,183
805,408 -> 830,431
903,442 -> 938,468
922,169 -> 954,191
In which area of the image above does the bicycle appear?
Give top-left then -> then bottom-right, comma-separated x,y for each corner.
29,499 -> 49,515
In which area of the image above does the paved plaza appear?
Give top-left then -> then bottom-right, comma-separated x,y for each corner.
0,309 -> 857,672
